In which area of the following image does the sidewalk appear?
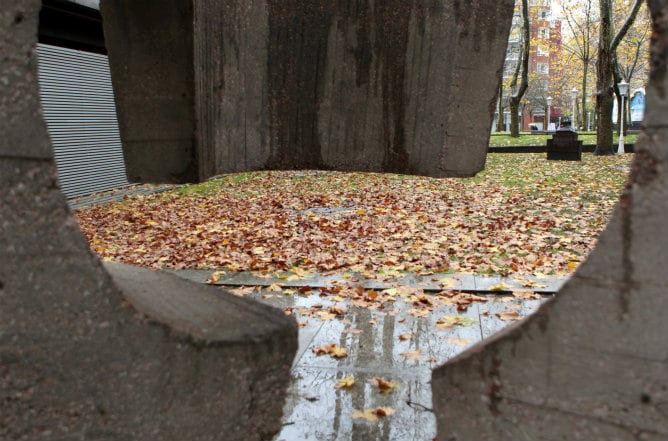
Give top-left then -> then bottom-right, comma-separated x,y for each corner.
174,270 -> 562,441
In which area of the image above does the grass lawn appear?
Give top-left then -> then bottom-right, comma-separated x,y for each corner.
76,153 -> 633,278
489,132 -> 638,147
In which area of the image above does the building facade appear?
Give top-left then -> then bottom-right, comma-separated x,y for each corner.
495,0 -> 564,132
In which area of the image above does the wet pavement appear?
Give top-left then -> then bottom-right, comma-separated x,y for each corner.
173,271 -> 555,441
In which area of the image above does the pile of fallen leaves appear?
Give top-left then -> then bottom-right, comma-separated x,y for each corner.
75,153 -> 632,277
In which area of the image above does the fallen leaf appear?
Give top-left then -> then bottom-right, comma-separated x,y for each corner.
399,333 -> 414,341
343,328 -> 362,335
206,271 -> 224,284
329,346 -> 348,358
267,283 -> 283,292
352,408 -> 379,422
489,283 -> 511,291
512,290 -> 542,300
229,286 -> 257,297
335,377 -> 356,389
400,350 -> 423,360
328,305 -> 349,316
316,311 -> 337,321
447,338 -> 472,347
435,316 -> 477,329
375,407 -> 395,417
312,344 -> 348,359
371,377 -> 399,393
496,310 -> 524,321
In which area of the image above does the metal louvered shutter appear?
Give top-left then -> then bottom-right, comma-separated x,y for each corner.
37,44 -> 129,199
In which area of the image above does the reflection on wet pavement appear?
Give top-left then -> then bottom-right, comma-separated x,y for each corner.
243,286 -> 550,441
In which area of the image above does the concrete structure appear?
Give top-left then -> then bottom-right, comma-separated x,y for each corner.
101,0 -> 516,183
1,2 -> 296,440
432,2 -> 668,439
5,0 -> 668,439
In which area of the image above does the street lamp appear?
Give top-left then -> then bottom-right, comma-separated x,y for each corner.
571,88 -> 578,130
546,96 -> 552,131
617,80 -> 629,155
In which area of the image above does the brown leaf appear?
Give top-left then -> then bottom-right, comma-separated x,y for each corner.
327,305 -> 349,316
312,344 -> 348,359
496,310 -> 524,321
375,407 -> 395,417
512,290 -> 542,300
371,377 -> 399,393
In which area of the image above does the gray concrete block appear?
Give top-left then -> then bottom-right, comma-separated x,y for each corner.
0,0 -> 52,159
103,0 -> 515,183
2,2 -> 298,438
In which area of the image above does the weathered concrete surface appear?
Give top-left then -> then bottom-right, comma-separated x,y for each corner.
100,0 -> 198,183
103,0 -> 515,183
432,1 -> 668,439
1,1 -> 297,439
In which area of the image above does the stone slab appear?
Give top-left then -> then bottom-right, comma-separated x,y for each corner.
240,284 -> 550,441
173,269 -> 566,294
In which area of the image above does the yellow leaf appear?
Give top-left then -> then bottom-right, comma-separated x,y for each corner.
316,311 -> 337,321
352,408 -> 379,422
206,271 -> 224,284
329,345 -> 348,359
267,283 -> 283,292
335,377 -> 356,389
489,283 -> 510,291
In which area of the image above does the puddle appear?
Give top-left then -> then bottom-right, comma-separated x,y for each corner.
241,287 -> 550,441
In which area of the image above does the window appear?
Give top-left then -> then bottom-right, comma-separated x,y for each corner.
538,28 -> 550,39
536,63 -> 549,74
537,46 -> 549,57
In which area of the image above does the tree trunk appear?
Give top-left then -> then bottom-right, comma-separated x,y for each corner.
581,66 -> 588,131
596,0 -> 615,155
497,84 -> 505,132
508,0 -> 530,138
510,99 -> 520,137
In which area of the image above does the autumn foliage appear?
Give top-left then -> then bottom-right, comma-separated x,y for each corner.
75,153 -> 631,278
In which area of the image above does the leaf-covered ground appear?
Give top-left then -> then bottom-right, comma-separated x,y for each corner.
75,153 -> 632,277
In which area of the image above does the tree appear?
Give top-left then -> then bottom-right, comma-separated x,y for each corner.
562,0 -> 598,131
509,0 -> 530,137
613,2 -> 650,131
595,0 -> 643,155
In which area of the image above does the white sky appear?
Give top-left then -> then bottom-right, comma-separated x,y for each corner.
69,0 -> 99,9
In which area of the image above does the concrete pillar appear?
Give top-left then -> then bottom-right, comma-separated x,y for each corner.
102,0 -> 515,183
0,1 -> 297,439
432,1 -> 668,439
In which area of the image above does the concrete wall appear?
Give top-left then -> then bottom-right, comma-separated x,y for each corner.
432,1 -> 668,439
0,1 -> 297,439
103,0 -> 515,183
